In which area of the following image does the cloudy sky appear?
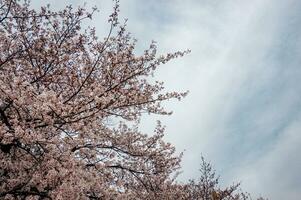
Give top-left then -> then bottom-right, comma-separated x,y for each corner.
34,0 -> 301,199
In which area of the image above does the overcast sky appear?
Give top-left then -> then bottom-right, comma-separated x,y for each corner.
33,1 -> 301,199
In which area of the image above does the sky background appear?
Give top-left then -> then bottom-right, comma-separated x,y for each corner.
33,1 -> 301,199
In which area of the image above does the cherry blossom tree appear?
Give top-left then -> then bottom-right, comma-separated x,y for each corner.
0,0 -> 266,199
0,0 -> 189,199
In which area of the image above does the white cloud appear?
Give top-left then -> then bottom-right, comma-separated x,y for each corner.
117,1 -> 301,199
234,115 -> 301,199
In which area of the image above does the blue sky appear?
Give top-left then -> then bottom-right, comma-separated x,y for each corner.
33,1 -> 301,199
